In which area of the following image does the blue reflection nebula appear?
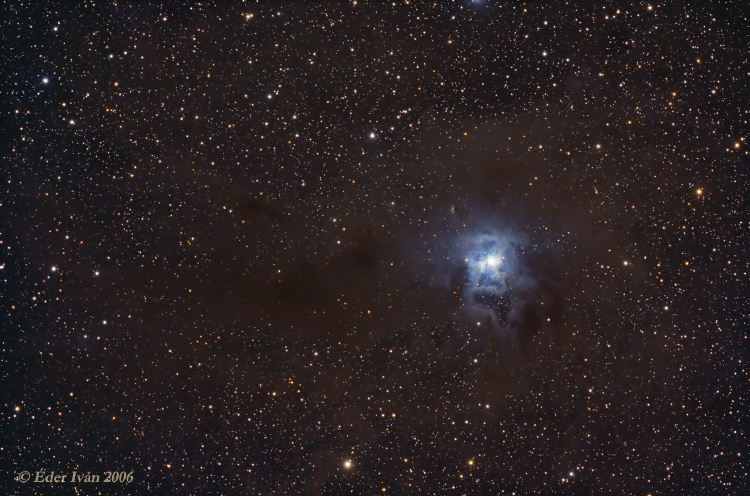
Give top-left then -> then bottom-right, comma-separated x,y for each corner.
467,238 -> 508,292
460,228 -> 527,326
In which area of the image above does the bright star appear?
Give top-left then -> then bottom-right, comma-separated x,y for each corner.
486,255 -> 501,267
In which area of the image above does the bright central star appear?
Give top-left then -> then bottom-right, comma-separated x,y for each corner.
485,255 -> 501,267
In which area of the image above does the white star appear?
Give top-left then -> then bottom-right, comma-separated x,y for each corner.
486,255 -> 501,267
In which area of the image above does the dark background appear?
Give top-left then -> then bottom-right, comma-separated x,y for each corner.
2,1 -> 749,494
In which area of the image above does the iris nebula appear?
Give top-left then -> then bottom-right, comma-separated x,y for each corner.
6,2 -> 746,493
456,226 -> 532,328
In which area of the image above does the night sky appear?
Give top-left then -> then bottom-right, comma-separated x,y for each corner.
3,1 -> 750,494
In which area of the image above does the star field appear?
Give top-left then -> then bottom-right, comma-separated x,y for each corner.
2,1 -> 749,494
